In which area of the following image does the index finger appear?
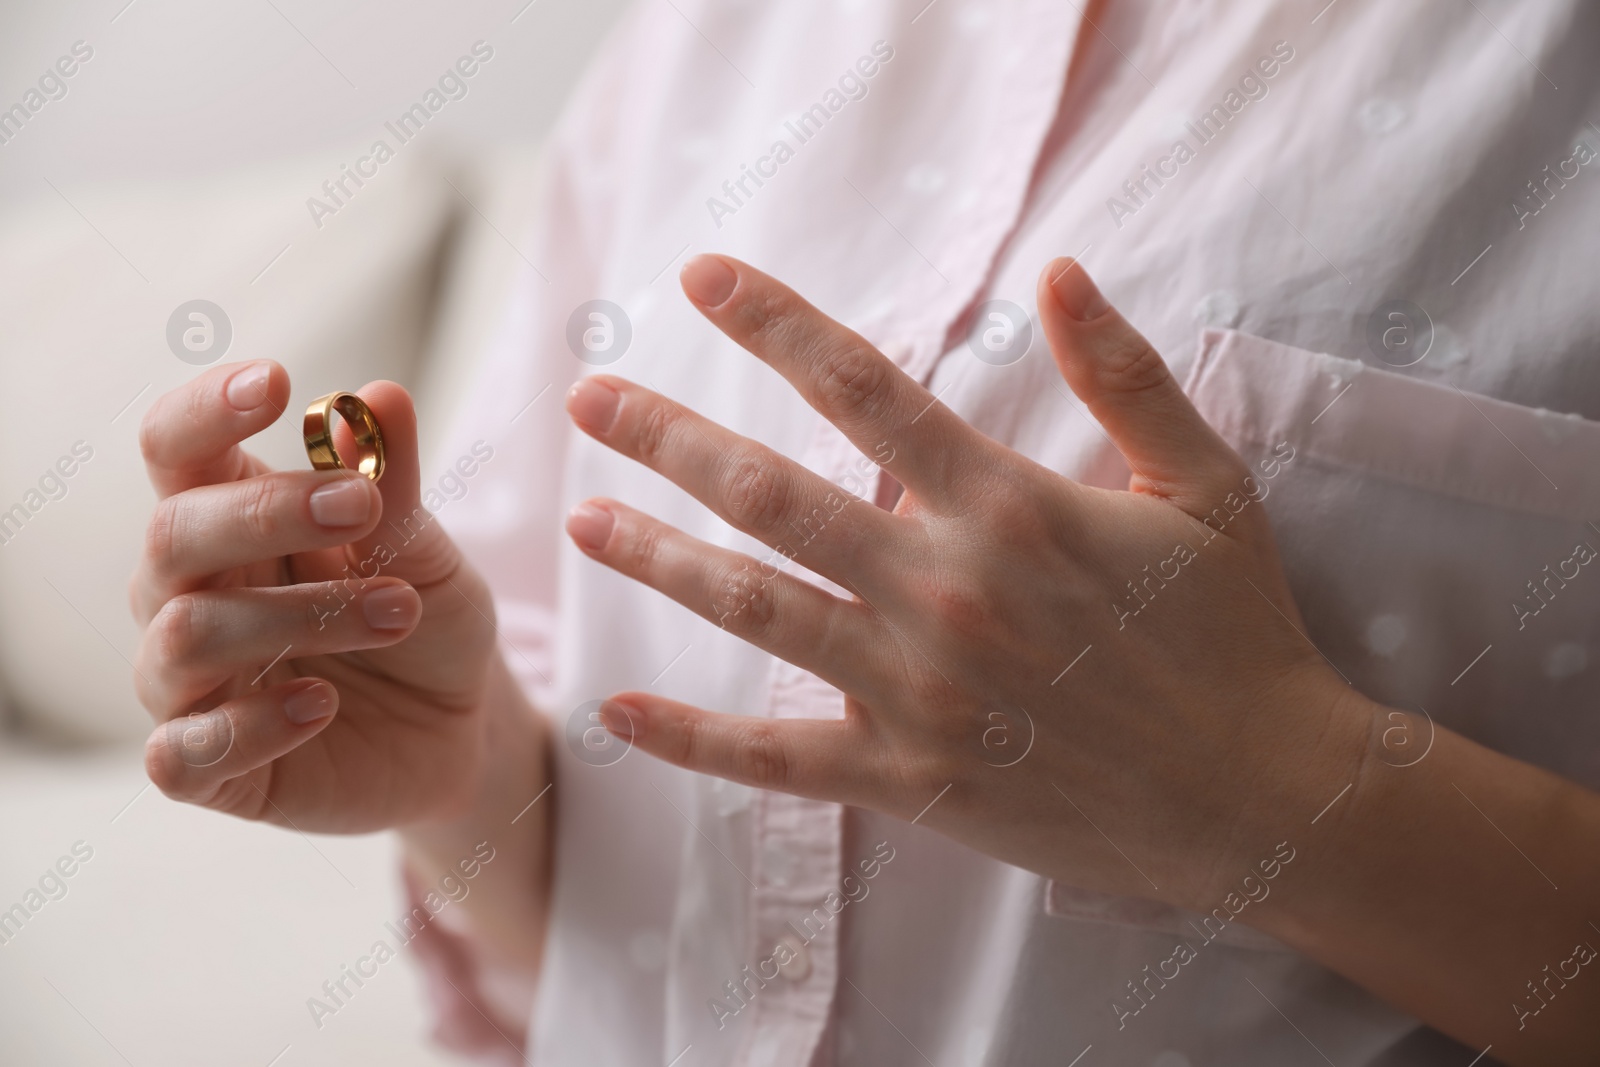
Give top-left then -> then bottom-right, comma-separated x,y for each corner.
678,255 -> 988,508
139,360 -> 291,499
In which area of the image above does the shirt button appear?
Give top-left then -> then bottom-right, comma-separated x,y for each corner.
775,932 -> 811,982
1364,614 -> 1408,657
1427,324 -> 1466,368
747,1031 -> 785,1067
1192,290 -> 1242,328
1545,642 -> 1588,681
1162,112 -> 1192,141
1358,97 -> 1407,136
1536,407 -> 1584,445
760,840 -> 798,887
1320,353 -> 1361,389
904,163 -> 948,193
956,6 -> 993,31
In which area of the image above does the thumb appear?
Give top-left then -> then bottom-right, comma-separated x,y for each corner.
1037,258 -> 1246,513
333,381 -> 462,588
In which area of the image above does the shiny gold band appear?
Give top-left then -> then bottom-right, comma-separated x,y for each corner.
303,391 -> 385,482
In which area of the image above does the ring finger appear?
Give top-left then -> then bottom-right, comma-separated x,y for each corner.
565,375 -> 905,599
566,498 -> 887,698
137,579 -> 422,716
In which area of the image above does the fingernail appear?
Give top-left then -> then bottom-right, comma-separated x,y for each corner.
363,585 -> 421,631
1049,258 -> 1110,321
565,378 -> 620,432
309,478 -> 371,527
284,682 -> 337,725
599,699 -> 641,741
225,362 -> 272,411
680,254 -> 737,307
566,502 -> 614,552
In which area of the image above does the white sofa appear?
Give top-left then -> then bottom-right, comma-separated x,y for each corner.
0,146 -> 543,1067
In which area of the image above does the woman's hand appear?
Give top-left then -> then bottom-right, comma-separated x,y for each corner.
132,366 -> 500,833
562,254 -> 1365,912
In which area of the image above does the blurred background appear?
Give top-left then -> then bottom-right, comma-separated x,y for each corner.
0,2 -> 629,1063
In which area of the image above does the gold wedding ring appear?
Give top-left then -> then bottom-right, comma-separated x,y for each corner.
303,392 -> 386,482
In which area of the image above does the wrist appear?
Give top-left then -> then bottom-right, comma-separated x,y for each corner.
399,652 -> 552,967
1177,666 -> 1372,917
1236,678 -> 1392,945
401,652 -> 547,862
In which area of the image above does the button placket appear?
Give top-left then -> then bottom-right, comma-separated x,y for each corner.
732,5 -> 1087,1057
738,412 -> 877,1066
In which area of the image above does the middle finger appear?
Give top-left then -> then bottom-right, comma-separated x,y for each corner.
565,375 -> 905,597
679,255 -> 991,508
135,579 -> 422,717
140,470 -> 382,610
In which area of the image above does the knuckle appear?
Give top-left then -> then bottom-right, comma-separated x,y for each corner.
303,592 -> 327,635
147,709 -> 235,802
306,578 -> 355,634
145,385 -> 207,468
671,709 -> 700,766
738,287 -> 799,342
921,574 -> 992,636
721,450 -> 792,533
710,561 -> 759,624
1096,330 -> 1171,396
150,594 -> 204,664
140,387 -> 200,466
137,406 -> 165,465
733,720 -> 792,789
983,481 -> 1054,547
623,521 -> 663,577
237,478 -> 284,544
814,345 -> 892,426
906,668 -> 968,727
721,565 -> 779,638
742,579 -> 781,637
144,498 -> 182,575
632,400 -> 681,467
143,730 -> 195,801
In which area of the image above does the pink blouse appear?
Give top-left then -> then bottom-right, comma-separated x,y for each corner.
415,1 -> 1600,1063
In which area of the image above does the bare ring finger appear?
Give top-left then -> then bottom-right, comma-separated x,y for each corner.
136,579 -> 421,717
566,498 -> 885,698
